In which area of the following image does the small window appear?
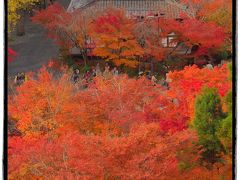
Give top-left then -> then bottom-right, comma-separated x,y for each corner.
168,36 -> 177,48
161,33 -> 177,48
161,38 -> 168,47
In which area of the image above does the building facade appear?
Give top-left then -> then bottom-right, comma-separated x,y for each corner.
67,0 -> 190,56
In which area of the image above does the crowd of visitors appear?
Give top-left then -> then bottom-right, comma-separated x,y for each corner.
12,62 -> 172,89
138,71 -> 163,87
71,63 -> 120,88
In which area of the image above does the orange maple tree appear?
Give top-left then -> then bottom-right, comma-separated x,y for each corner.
89,9 -> 144,67
166,63 -> 231,121
8,65 -> 232,179
9,64 -> 231,137
8,67 -> 73,137
9,68 -> 187,137
9,123 -> 200,179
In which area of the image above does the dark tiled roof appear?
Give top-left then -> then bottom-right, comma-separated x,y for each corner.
67,0 -> 186,18
67,0 -> 96,11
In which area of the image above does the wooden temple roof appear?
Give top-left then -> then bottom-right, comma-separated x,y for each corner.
67,0 -> 188,18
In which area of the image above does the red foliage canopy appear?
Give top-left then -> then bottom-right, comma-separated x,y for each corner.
166,63 -> 231,120
8,65 -> 232,179
8,124 -> 198,179
160,17 -> 226,56
31,3 -> 77,47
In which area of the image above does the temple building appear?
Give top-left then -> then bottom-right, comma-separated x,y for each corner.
67,0 -> 186,19
67,0 -> 191,56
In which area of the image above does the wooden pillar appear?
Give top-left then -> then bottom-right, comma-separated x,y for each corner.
151,59 -> 154,74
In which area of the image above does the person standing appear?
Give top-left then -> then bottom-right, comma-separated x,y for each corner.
96,63 -> 102,76
72,69 -> 80,84
92,67 -> 97,78
103,63 -> 111,79
20,73 -> 25,84
14,73 -> 21,85
205,61 -> 213,70
146,71 -> 151,80
151,74 -> 157,86
84,70 -> 91,86
138,71 -> 144,79
14,72 -> 25,86
112,67 -> 119,76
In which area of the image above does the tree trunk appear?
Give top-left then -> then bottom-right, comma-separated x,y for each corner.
43,0 -> 47,9
16,10 -> 25,36
82,51 -> 88,66
150,59 -> 154,74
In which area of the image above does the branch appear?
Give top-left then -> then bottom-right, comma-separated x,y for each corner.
165,0 -> 196,18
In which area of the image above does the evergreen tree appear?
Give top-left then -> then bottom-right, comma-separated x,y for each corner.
194,87 -> 225,165
217,62 -> 232,153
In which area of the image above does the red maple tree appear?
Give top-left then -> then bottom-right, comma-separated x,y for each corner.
166,63 -> 231,120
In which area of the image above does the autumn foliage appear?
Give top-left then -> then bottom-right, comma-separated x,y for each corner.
9,124 -> 200,179
9,68 -> 187,136
181,0 -> 232,35
8,0 -> 39,33
161,17 -> 226,56
8,63 -> 232,179
31,2 -> 229,68
166,64 -> 231,120
89,9 -> 144,67
31,2 -> 94,64
31,3 -> 72,46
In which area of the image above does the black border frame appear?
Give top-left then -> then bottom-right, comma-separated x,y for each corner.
3,0 -> 237,179
4,0 -> 8,179
232,0 -> 237,178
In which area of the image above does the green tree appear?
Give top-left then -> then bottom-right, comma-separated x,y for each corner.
194,87 -> 225,165
217,63 -> 232,154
